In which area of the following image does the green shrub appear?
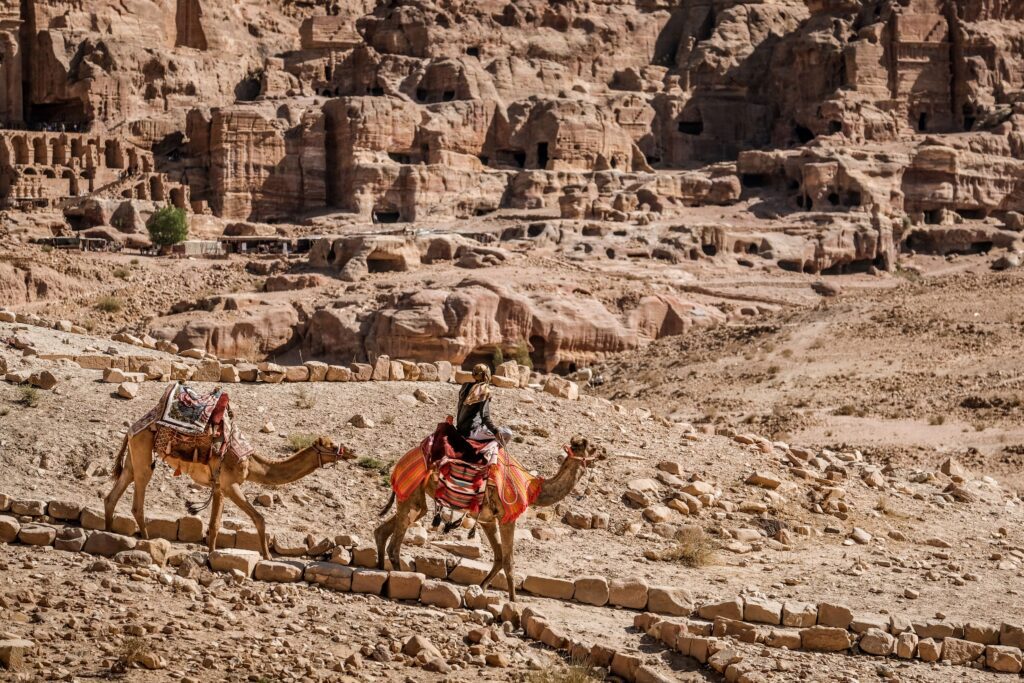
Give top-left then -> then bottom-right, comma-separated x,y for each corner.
357,456 -> 390,474
146,206 -> 189,248
491,347 -> 504,369
112,267 -> 130,280
513,341 -> 533,369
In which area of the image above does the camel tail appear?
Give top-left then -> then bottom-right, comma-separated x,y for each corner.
186,490 -> 214,516
379,491 -> 396,516
111,435 -> 129,480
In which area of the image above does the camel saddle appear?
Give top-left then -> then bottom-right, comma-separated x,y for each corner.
421,420 -> 493,515
158,382 -> 229,435
132,382 -> 242,476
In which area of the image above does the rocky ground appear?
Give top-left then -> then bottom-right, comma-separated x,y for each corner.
2,246 -> 1024,680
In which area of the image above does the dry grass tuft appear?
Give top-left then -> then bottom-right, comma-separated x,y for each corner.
287,433 -> 316,451
646,527 -> 716,567
95,296 -> 124,313
294,386 -> 317,409
16,386 -> 39,408
113,636 -> 149,672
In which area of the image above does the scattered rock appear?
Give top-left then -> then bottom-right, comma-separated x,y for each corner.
349,414 -> 374,429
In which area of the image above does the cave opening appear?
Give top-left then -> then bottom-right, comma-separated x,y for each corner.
528,335 -> 547,370
701,244 -> 717,256
536,142 -> 549,169
957,208 -> 986,220
677,119 -> 703,135
372,210 -> 401,224
366,255 -> 406,272
795,125 -> 815,143
917,112 -> 929,132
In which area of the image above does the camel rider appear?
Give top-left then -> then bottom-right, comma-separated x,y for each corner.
456,364 -> 510,466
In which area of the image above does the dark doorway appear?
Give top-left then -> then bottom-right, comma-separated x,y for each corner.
528,335 -> 547,370
536,142 -> 549,169
372,210 -> 401,224
678,120 -> 703,135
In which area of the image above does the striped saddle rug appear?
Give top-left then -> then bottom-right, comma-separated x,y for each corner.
390,437 -> 543,523
436,458 -> 489,514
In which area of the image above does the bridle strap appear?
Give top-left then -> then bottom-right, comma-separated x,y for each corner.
563,443 -> 594,467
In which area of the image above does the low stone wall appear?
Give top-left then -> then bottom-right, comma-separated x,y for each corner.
2,493 -> 1023,678
1,310 -> 580,400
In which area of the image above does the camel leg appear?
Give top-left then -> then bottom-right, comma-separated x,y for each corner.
130,447 -> 154,539
104,440 -> 134,531
478,519 -> 503,590
223,482 -> 270,560
206,490 -> 224,554
385,496 -> 424,571
499,522 -> 517,601
374,514 -> 397,570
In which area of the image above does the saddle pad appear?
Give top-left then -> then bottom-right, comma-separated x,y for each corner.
158,382 -> 225,435
225,429 -> 254,466
492,449 -> 543,524
389,438 -> 544,523
391,446 -> 429,503
128,383 -> 175,437
436,459 -> 488,513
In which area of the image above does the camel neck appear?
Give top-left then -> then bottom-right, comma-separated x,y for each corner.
534,456 -> 584,507
247,448 -> 322,486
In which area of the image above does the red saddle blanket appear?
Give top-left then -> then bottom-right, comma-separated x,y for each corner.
390,421 -> 544,523
436,458 -> 489,513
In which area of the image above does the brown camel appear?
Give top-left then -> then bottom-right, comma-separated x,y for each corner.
374,435 -> 605,600
105,427 -> 352,559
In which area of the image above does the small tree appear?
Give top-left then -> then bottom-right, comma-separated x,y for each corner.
146,206 -> 189,250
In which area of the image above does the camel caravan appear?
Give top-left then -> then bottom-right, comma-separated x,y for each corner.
105,366 -> 602,599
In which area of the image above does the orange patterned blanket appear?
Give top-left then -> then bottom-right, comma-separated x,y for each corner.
390,446 -> 542,524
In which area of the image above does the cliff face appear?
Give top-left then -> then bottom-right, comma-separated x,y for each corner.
3,0 -> 1024,229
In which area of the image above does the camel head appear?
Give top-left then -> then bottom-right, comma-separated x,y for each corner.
565,435 -> 607,466
308,436 -> 355,467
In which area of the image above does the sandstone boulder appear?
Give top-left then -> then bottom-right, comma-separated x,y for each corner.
254,560 -> 304,583
800,626 -> 851,651
209,549 -> 260,577
84,531 -> 136,557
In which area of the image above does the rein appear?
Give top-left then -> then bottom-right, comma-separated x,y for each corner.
316,444 -> 348,469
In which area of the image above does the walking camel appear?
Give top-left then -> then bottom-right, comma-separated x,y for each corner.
105,427 -> 352,559
374,435 -> 605,600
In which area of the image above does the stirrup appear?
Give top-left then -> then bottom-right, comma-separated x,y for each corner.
431,513 -> 442,529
